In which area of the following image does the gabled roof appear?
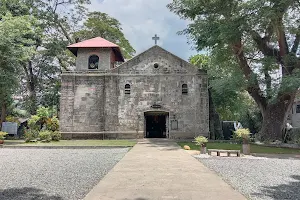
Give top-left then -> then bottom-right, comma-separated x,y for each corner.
114,45 -> 207,74
67,37 -> 124,62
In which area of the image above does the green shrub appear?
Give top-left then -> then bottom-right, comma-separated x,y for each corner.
0,131 -> 8,140
37,107 -> 51,119
39,130 -> 52,142
5,116 -> 20,125
194,136 -> 208,146
28,115 -> 41,130
36,107 -> 49,118
24,129 -> 38,142
51,131 -> 61,141
46,116 -> 59,131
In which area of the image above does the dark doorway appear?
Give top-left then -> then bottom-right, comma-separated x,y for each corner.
145,112 -> 168,138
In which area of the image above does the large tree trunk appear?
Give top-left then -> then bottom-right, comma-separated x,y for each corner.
28,85 -> 37,115
0,103 -> 6,130
259,99 -> 294,141
23,60 -> 37,115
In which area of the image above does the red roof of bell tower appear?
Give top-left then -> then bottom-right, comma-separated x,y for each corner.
67,37 -> 124,62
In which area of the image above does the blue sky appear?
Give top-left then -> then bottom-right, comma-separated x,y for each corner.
88,0 -> 198,60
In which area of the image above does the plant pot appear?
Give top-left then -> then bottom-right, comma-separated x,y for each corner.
242,143 -> 250,155
0,140 -> 4,144
200,144 -> 207,154
243,138 -> 249,144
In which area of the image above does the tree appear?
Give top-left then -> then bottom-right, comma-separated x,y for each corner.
1,1 -> 135,117
0,12 -> 36,127
190,54 -> 262,138
74,12 -> 136,59
168,0 -> 300,141
2,0 -> 89,114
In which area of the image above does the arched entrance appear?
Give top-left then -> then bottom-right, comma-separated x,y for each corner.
144,111 -> 169,138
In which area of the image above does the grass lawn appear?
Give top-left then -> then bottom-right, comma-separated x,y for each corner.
178,142 -> 300,154
4,140 -> 137,147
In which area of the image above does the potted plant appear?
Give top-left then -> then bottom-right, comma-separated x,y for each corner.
194,136 -> 208,154
0,131 -> 8,144
234,128 -> 251,155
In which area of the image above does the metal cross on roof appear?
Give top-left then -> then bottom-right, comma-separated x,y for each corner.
152,34 -> 160,45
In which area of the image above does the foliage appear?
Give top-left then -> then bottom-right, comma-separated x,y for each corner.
239,106 -> 262,134
5,116 -> 19,124
0,131 -> 8,140
193,136 -> 208,146
74,12 -> 135,59
234,129 -> 251,140
190,54 -> 258,121
1,1 -> 134,117
0,11 -> 37,125
37,107 -> 51,120
168,0 -> 300,140
46,116 -> 59,131
51,131 -> 61,141
190,54 -> 262,137
28,115 -> 40,130
284,128 -> 300,144
39,130 -> 52,142
0,0 -> 90,115
24,129 -> 38,142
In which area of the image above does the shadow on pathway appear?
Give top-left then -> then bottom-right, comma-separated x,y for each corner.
252,175 -> 300,200
0,187 -> 62,200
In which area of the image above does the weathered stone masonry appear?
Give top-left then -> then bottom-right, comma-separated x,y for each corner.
60,38 -> 209,139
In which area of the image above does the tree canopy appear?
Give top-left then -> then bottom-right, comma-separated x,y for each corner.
190,54 -> 262,135
0,12 -> 38,125
169,0 -> 300,141
0,1 -> 135,121
74,12 -> 136,59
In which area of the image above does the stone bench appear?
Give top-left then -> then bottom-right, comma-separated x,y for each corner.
208,149 -> 241,157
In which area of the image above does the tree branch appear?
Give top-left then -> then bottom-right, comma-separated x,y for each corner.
56,20 -> 74,44
232,40 -> 267,110
275,16 -> 289,56
250,30 -> 282,63
22,63 -> 30,83
264,69 -> 272,100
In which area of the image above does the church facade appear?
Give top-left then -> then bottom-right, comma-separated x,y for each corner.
60,37 -> 209,139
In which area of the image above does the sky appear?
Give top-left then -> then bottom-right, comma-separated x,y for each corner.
87,0 -> 198,60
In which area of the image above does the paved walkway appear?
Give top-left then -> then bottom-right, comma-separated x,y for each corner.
84,139 -> 246,200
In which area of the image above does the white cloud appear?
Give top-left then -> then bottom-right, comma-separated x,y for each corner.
87,0 -> 198,60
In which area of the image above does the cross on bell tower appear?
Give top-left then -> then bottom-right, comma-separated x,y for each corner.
152,34 -> 160,45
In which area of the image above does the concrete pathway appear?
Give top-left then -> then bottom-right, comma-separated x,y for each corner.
84,139 -> 246,200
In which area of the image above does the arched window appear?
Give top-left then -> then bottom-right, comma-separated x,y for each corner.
182,84 -> 188,95
125,84 -> 131,94
88,55 -> 99,69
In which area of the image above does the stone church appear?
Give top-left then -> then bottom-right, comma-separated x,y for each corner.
60,37 -> 209,139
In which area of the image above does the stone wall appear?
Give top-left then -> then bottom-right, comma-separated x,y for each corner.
60,74 -> 106,133
60,76 -> 75,132
104,76 -> 119,131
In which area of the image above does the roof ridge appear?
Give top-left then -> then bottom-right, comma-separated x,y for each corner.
67,37 -> 119,48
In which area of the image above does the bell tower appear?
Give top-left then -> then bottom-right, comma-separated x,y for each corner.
67,37 -> 124,71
